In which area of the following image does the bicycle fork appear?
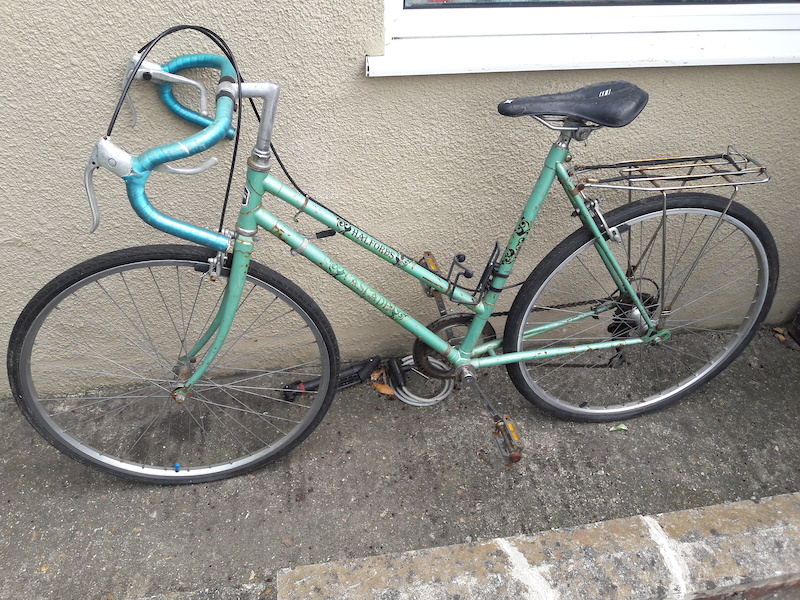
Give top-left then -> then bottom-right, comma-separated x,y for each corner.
171,234 -> 254,402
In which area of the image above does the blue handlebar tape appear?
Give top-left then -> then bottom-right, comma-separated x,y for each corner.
124,170 -> 231,251
134,95 -> 234,171
122,54 -> 238,252
159,54 -> 236,139
166,53 -> 237,78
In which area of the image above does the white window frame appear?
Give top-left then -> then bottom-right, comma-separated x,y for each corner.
366,1 -> 800,76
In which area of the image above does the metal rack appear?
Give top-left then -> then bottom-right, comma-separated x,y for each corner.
571,146 -> 769,192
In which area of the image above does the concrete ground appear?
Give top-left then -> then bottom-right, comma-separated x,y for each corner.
1,327 -> 798,600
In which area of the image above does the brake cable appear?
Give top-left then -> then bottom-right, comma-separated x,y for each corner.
106,25 -> 244,235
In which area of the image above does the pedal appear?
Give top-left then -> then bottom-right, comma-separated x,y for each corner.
458,365 -> 523,464
418,251 -> 440,295
418,251 -> 447,316
493,415 -> 524,463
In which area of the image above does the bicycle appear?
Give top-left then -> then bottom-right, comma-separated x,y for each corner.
6,27 -> 779,484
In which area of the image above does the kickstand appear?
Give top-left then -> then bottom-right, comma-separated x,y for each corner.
459,368 -> 523,463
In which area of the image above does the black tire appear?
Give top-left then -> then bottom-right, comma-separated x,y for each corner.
504,193 -> 778,421
7,245 -> 339,483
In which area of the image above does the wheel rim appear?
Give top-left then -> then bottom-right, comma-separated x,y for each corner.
514,205 -> 771,418
17,257 -> 334,480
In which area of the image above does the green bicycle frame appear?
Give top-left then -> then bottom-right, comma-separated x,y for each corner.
236,135 -> 657,374
110,53 -> 661,398
173,136 -> 661,396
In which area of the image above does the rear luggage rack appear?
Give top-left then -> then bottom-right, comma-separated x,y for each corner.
571,146 -> 769,192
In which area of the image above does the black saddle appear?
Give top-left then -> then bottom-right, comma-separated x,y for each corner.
498,81 -> 648,128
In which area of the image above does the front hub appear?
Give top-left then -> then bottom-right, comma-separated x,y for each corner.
171,387 -> 190,404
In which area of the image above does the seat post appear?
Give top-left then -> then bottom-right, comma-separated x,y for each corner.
555,119 -> 596,149
556,128 -> 575,150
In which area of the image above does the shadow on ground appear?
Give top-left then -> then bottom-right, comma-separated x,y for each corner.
1,328 -> 798,600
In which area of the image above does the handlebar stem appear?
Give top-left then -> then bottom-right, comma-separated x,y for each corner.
241,82 -> 280,172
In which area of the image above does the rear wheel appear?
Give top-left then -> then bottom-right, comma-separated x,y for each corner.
504,193 -> 778,421
7,245 -> 339,483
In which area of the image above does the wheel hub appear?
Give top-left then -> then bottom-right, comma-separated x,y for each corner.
608,292 -> 659,337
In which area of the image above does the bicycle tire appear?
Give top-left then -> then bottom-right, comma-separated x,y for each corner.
503,193 -> 778,421
7,245 -> 339,483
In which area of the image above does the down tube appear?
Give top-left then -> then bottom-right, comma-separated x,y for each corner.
251,206 -> 460,364
254,173 -> 480,308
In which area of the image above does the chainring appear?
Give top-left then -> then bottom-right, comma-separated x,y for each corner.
412,313 -> 497,379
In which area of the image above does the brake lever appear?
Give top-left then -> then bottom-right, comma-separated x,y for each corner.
122,63 -> 139,127
123,53 -> 210,127
153,157 -> 218,175
83,137 -> 134,233
84,148 -> 101,233
83,136 -> 218,232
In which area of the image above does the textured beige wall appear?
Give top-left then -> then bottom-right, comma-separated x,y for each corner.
2,1 -> 798,396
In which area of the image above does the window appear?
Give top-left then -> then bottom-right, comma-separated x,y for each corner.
365,0 -> 800,76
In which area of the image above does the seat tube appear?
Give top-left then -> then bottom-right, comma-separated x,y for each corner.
496,140 -> 569,280
460,140 -> 569,353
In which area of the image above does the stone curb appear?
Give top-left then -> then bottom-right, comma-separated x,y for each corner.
277,492 -> 800,599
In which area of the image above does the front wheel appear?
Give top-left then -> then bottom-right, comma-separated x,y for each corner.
504,193 -> 778,421
7,245 -> 339,483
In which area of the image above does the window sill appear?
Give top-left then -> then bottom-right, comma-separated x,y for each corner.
366,3 -> 800,77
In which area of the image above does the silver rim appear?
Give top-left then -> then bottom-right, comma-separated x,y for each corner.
18,257 -> 333,480
515,206 -> 770,418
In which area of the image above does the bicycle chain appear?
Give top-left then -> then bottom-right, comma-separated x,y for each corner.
490,297 -> 612,318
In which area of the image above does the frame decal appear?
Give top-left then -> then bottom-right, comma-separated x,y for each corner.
325,257 -> 408,321
336,217 -> 413,268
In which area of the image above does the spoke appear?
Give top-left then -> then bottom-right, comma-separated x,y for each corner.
211,308 -> 307,369
571,252 -> 618,303
31,360 -> 172,390
666,323 -> 739,336
191,389 -> 291,452
31,341 -> 171,381
668,301 -> 755,330
194,367 -> 318,407
215,327 -> 324,372
671,266 -> 758,312
125,400 -> 175,457
212,286 -> 281,366
196,386 -> 294,438
663,213 -> 707,296
147,267 -> 189,357
118,271 -> 179,377
45,388 -> 165,415
58,392 -> 162,434
91,277 -> 175,374
191,396 -> 302,423
55,291 -> 173,376
184,394 -> 267,457
653,339 -> 720,366
663,213 -> 688,294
